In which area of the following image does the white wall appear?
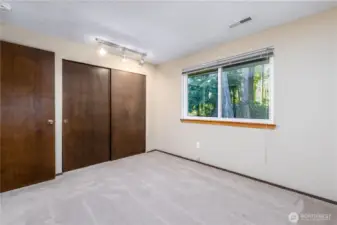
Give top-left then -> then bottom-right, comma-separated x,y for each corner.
151,8 -> 337,201
334,9 -> 337,201
0,23 -> 157,174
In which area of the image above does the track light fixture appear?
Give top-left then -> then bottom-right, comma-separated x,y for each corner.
139,54 -> 145,66
121,48 -> 128,62
95,38 -> 147,66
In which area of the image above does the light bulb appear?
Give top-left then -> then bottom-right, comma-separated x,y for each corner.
139,54 -> 146,66
121,54 -> 128,62
139,58 -> 145,66
98,47 -> 107,56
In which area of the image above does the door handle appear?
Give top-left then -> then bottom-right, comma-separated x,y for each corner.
47,119 -> 54,125
64,119 -> 68,124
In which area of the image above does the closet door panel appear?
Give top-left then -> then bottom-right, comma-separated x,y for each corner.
62,60 -> 110,172
111,70 -> 146,160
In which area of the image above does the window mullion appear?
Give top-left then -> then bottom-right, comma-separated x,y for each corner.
269,57 -> 274,123
182,75 -> 188,118
217,67 -> 222,118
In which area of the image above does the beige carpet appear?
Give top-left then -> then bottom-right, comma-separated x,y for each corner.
1,151 -> 336,225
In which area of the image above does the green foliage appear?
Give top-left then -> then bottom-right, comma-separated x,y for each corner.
189,103 -> 215,117
234,101 -> 269,119
187,61 -> 270,119
188,72 -> 218,117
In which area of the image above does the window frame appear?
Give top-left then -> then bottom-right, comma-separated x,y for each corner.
181,57 -> 275,127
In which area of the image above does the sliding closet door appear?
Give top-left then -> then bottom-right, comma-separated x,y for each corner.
62,60 -> 110,172
111,70 -> 146,160
0,41 -> 55,192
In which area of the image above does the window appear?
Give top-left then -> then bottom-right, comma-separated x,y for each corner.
187,70 -> 218,117
181,48 -> 275,128
221,59 -> 271,120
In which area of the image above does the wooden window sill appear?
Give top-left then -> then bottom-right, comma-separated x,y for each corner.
180,119 -> 276,129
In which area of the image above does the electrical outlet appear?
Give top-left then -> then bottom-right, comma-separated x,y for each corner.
196,142 -> 200,149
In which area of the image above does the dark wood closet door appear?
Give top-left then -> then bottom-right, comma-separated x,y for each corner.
111,70 -> 146,160
0,41 -> 55,192
62,60 -> 110,172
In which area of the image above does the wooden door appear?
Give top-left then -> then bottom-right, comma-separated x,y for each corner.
62,60 -> 110,172
0,41 -> 55,192
111,70 -> 146,160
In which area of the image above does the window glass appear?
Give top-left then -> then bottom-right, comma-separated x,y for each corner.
188,71 -> 218,117
222,60 -> 270,119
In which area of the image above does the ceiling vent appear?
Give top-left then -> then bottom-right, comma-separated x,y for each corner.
229,17 -> 252,29
0,2 -> 11,12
